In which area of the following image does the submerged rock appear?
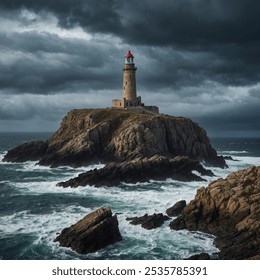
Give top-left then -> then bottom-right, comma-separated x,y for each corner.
57,156 -> 214,188
170,166 -> 260,259
54,207 -> 122,254
3,108 -> 226,168
127,213 -> 170,230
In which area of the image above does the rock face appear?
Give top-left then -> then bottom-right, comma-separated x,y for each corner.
127,213 -> 170,230
54,208 -> 122,254
170,166 -> 260,259
57,156 -> 214,188
3,108 -> 226,168
166,200 -> 187,217
3,141 -> 47,163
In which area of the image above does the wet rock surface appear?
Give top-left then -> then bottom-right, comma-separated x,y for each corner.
54,207 -> 122,254
186,253 -> 211,260
3,141 -> 47,163
166,200 -> 187,217
57,156 -> 214,187
127,213 -> 170,230
170,166 -> 260,259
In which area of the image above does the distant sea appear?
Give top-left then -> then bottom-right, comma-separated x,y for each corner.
0,132 -> 259,260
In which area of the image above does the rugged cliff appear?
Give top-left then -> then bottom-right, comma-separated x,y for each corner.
3,108 -> 226,168
170,166 -> 260,259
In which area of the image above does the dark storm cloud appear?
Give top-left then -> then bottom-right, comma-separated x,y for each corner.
0,0 -> 122,33
195,100 -> 260,134
0,0 -> 260,134
1,0 -> 260,89
2,0 -> 259,45
0,31 -> 122,93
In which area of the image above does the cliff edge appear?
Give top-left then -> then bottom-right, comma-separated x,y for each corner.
3,108 -> 226,169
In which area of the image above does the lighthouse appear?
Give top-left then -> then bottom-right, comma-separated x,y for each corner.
112,50 -> 159,113
122,50 -> 138,103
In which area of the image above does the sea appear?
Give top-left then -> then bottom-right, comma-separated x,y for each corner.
0,132 -> 259,260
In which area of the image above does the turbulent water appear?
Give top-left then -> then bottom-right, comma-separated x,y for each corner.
0,133 -> 259,260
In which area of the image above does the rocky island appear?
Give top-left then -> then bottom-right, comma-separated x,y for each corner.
3,108 -> 226,187
2,108 -> 259,259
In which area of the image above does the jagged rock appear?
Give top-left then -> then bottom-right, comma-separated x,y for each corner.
186,253 -> 211,260
3,141 -> 47,163
54,207 -> 122,254
57,156 -> 214,188
127,213 -> 170,230
170,166 -> 260,259
166,200 -> 187,217
3,108 -> 227,168
169,215 -> 186,230
224,156 -> 239,161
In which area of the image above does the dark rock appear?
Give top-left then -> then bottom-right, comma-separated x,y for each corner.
170,166 -> 260,260
224,156 -> 239,161
57,156 -> 214,188
166,200 -> 186,217
3,108 -> 227,168
3,141 -> 47,163
186,253 -> 211,260
169,215 -> 186,230
127,213 -> 170,230
54,207 -> 122,254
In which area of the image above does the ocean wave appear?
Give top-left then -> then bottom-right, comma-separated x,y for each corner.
220,150 -> 248,155
0,152 -> 6,163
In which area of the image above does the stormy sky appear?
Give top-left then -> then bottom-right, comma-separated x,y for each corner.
0,0 -> 260,136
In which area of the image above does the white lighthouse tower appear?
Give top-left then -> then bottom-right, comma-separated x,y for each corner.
112,50 -> 159,113
122,50 -> 138,104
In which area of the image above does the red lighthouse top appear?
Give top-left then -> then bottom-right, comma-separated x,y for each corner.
125,50 -> 134,58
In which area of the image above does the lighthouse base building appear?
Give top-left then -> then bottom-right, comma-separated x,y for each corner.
112,51 -> 159,114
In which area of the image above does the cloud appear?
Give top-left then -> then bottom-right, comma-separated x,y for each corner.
0,0 -> 260,135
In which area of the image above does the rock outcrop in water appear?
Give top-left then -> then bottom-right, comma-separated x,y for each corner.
3,108 -> 226,169
57,156 -> 214,188
2,141 -> 47,163
54,207 -> 122,254
166,200 -> 187,217
127,213 -> 170,230
170,166 -> 260,260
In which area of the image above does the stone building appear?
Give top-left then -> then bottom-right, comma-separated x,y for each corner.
112,51 -> 159,114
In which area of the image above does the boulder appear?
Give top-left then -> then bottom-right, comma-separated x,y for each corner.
57,156 -> 214,188
54,208 -> 122,254
170,166 -> 260,259
166,200 -> 187,217
127,213 -> 170,230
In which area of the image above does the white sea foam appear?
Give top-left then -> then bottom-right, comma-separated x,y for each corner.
2,153 -> 259,259
0,152 -> 6,162
220,150 -> 248,155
